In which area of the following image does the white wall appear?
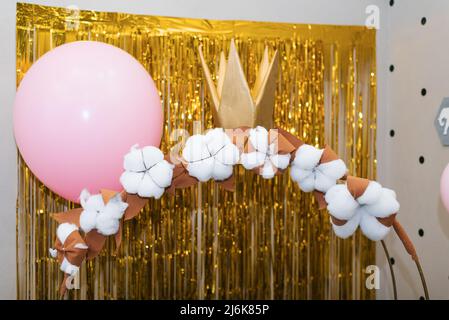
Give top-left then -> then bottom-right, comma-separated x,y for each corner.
0,0 -> 391,299
377,0 -> 449,300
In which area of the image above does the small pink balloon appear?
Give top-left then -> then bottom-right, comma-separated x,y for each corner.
440,163 -> 449,213
14,41 -> 163,203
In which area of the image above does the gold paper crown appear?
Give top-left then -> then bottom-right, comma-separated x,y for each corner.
198,39 -> 279,129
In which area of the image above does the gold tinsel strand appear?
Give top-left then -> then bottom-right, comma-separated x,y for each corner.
16,3 -> 376,300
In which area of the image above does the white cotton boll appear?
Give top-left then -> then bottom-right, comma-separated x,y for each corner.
60,257 -> 79,275
65,264 -> 79,276
138,173 -> 164,198
49,248 -> 58,258
95,193 -> 127,235
205,128 -> 229,155
79,193 -> 105,232
60,258 -> 70,272
324,183 -> 344,200
249,126 -> 269,154
318,159 -> 347,180
144,184 -> 164,199
382,188 -> 397,199
142,146 -> 164,169
96,213 -> 120,236
359,212 -> 391,241
212,160 -> 233,181
120,171 -> 144,194
149,160 -> 174,188
325,185 -> 359,220
123,145 -> 146,172
79,209 -> 98,233
57,223 -> 78,244
331,213 -> 361,239
290,166 -> 311,183
182,135 -> 210,162
363,189 -> 400,218
314,170 -> 337,193
290,163 -> 317,192
292,144 -> 323,170
104,193 -> 128,219
261,161 -> 276,179
215,143 -> 240,165
206,135 -> 225,156
81,193 -> 104,212
297,174 -> 316,192
79,189 -> 91,208
186,157 -> 215,182
241,151 -> 266,169
357,181 -> 382,205
270,153 -> 291,170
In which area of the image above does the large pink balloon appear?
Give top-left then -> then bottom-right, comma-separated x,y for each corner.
441,163 -> 449,213
14,41 -> 163,203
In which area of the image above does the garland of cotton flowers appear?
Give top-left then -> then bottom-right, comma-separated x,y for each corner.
49,126 -> 429,299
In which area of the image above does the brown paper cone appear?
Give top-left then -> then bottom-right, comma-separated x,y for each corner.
85,230 -> 107,260
346,176 -> 370,199
51,208 -> 83,226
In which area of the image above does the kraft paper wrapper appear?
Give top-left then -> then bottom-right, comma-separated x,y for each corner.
320,145 -> 339,164
85,230 -> 108,260
218,175 -> 236,192
268,128 -> 298,155
346,176 -> 370,199
330,216 -> 347,226
122,193 -> 148,221
275,127 -> 304,152
52,208 -> 82,227
166,157 -> 199,195
376,214 -> 397,227
54,230 -> 87,267
314,191 -> 328,210
393,219 -> 418,261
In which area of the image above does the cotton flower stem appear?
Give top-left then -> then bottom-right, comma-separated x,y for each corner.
392,219 -> 429,300
415,258 -> 429,300
380,240 -> 397,300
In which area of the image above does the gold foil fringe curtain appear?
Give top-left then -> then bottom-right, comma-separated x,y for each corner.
16,3 -> 377,299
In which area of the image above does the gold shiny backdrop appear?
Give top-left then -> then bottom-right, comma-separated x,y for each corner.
16,3 -> 377,299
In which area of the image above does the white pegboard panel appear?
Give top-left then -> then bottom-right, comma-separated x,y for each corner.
376,0 -> 449,300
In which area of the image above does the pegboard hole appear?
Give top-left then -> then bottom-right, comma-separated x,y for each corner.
419,156 -> 425,164
390,257 -> 395,265
389,64 -> 395,72
421,88 -> 427,96
418,229 -> 424,237
389,129 -> 395,137
421,17 -> 427,25
389,0 -> 394,7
